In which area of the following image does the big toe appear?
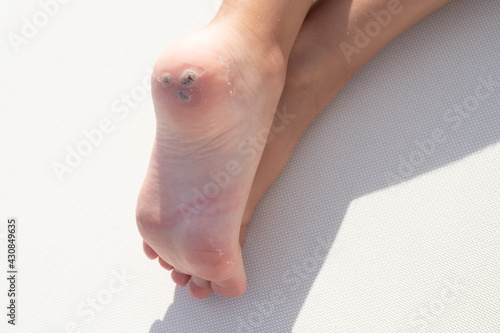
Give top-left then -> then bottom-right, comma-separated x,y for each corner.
211,268 -> 247,298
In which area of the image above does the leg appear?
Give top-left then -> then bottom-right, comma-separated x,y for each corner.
215,0 -> 316,61
136,0 -> 315,298
241,0 -> 454,241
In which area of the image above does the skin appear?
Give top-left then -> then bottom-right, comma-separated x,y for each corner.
215,0 -> 316,61
140,0 -> 453,298
137,0 -> 316,299
241,0 -> 454,242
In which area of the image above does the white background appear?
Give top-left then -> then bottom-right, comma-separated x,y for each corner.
1,0 -> 499,332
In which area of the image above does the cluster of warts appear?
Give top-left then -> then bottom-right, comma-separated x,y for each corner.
158,69 -> 199,102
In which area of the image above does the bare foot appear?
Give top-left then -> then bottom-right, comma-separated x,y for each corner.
136,22 -> 286,298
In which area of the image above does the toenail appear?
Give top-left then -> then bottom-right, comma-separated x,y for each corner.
180,70 -> 197,87
137,220 -> 143,228
159,73 -> 172,87
178,90 -> 191,102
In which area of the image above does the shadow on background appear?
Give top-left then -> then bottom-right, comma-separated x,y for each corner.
150,0 -> 499,331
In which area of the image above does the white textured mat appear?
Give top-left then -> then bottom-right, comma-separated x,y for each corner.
1,0 -> 499,332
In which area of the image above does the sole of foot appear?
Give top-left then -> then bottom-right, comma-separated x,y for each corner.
136,23 -> 287,298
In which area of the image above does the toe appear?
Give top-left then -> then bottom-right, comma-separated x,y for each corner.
143,241 -> 159,260
189,277 -> 212,299
171,269 -> 191,287
211,267 -> 247,298
158,257 -> 174,271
